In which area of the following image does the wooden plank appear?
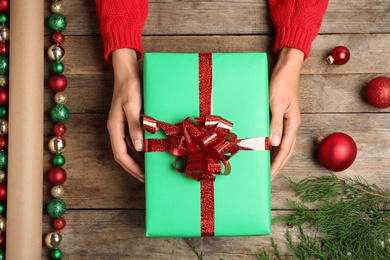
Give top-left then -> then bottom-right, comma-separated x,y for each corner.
52,34 -> 390,77
49,0 -> 390,36
42,209 -> 297,259
43,113 -> 390,210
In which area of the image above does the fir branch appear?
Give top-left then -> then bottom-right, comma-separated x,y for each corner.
186,242 -> 203,260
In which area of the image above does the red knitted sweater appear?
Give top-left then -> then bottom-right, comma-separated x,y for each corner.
94,0 -> 328,62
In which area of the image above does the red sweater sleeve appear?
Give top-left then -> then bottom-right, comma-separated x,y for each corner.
94,0 -> 148,63
268,0 -> 329,59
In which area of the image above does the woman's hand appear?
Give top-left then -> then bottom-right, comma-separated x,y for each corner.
269,47 -> 304,179
107,49 -> 145,182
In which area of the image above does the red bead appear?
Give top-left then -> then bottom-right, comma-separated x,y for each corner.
47,167 -> 67,186
54,123 -> 67,137
0,88 -> 7,105
53,217 -> 67,231
0,0 -> 9,13
52,32 -> 65,45
0,137 -> 6,149
0,183 -> 6,202
49,74 -> 68,92
0,235 -> 4,247
318,132 -> 357,172
0,42 -> 7,55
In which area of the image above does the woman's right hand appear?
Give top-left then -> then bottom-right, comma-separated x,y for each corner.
107,48 -> 145,182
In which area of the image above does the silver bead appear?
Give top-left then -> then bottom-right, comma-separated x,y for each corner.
51,1 -> 64,13
0,26 -> 9,41
0,120 -> 8,135
54,92 -> 67,104
45,232 -> 62,249
0,218 -> 5,232
48,137 -> 66,154
51,186 -> 65,198
47,44 -> 65,61
0,170 -> 5,183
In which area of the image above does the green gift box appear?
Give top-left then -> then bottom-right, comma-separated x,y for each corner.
143,52 -> 271,237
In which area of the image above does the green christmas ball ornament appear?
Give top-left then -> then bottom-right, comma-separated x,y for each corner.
50,104 -> 69,123
47,198 -> 66,218
52,61 -> 65,74
48,13 -> 68,32
0,107 -> 6,119
51,248 -> 63,260
53,154 -> 65,167
0,151 -> 6,170
0,55 -> 8,75
0,14 -> 7,24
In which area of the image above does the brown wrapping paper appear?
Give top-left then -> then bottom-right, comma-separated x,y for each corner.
7,0 -> 44,258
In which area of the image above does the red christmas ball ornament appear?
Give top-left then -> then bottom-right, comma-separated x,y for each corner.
52,32 -> 65,45
317,132 -> 357,172
0,88 -> 7,105
0,183 -> 6,202
49,74 -> 68,92
0,0 -> 9,13
365,76 -> 390,109
54,123 -> 67,137
47,167 -> 67,186
52,217 -> 67,231
325,46 -> 350,65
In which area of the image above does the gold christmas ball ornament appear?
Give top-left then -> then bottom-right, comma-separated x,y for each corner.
0,75 -> 7,87
51,1 -> 63,13
0,217 -> 5,232
51,186 -> 65,198
0,26 -> 9,41
47,44 -> 65,61
0,120 -> 7,135
48,136 -> 66,154
0,170 -> 5,183
54,92 -> 67,104
45,232 -> 62,249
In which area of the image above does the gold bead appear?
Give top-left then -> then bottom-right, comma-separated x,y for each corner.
0,170 -> 5,183
0,75 -> 7,87
0,217 -> 5,232
47,44 -> 65,61
51,186 -> 65,198
54,92 -> 68,104
0,120 -> 8,135
51,1 -> 64,13
45,232 -> 62,249
48,136 -> 66,154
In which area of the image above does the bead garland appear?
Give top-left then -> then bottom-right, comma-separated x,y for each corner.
0,0 -> 8,258
45,1 -> 69,259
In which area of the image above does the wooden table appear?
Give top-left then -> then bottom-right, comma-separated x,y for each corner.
42,0 -> 390,258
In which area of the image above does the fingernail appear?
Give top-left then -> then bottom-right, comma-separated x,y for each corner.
134,139 -> 143,151
272,135 -> 280,146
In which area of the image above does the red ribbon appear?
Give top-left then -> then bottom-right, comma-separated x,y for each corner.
143,53 -> 269,236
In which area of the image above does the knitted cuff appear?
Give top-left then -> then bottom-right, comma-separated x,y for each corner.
102,27 -> 143,63
273,26 -> 318,60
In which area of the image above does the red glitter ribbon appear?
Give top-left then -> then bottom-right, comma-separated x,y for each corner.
143,53 -> 269,236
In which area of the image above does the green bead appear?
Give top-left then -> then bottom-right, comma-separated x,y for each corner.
53,154 -> 65,166
0,151 -> 6,170
50,104 -> 69,123
52,61 -> 65,74
0,204 -> 3,215
51,248 -> 63,260
0,248 -> 4,260
0,56 -> 8,75
47,198 -> 66,218
48,13 -> 68,32
0,14 -> 7,25
0,107 -> 6,119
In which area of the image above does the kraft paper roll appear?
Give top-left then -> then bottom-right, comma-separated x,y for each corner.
7,0 -> 44,259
